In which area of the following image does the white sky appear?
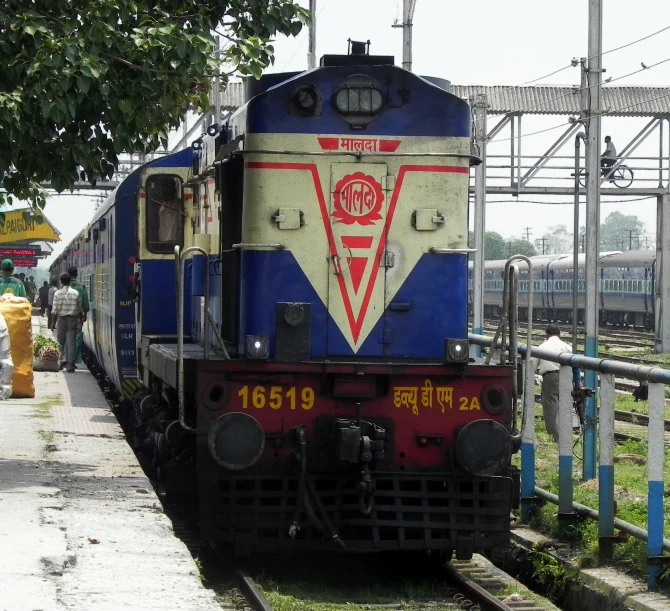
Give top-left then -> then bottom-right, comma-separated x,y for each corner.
40,0 -> 670,266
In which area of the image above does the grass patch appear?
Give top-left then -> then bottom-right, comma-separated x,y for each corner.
37,429 -> 54,444
258,576 -> 456,611
522,410 -> 670,580
30,395 -> 63,419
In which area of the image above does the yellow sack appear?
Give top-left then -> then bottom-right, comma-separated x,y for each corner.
0,297 -> 34,398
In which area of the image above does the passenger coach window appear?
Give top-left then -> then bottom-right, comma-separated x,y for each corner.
146,175 -> 184,254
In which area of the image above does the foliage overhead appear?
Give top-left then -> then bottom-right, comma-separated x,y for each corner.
0,0 -> 309,207
469,231 -> 537,260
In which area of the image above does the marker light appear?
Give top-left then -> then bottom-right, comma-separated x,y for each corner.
246,335 -> 269,360
445,338 -> 469,363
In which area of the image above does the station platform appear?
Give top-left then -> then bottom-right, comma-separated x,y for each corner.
0,319 -> 221,611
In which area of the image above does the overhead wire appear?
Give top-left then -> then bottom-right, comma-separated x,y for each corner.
511,54 -> 670,115
516,23 -> 670,86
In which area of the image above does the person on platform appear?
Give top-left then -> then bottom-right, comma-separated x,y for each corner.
28,276 -> 37,304
47,277 -> 58,329
52,273 -> 82,373
601,136 -> 617,180
38,281 -> 49,316
67,266 -> 89,365
532,325 -> 572,442
0,260 -> 27,297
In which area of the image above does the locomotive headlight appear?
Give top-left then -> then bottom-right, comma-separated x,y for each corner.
208,412 -> 266,471
455,420 -> 512,477
445,338 -> 469,363
246,335 -> 269,360
335,86 -> 383,114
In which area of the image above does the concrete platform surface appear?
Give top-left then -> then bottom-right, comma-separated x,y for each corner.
0,320 -> 221,610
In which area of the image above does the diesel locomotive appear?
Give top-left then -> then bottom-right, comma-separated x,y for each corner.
51,42 -> 519,559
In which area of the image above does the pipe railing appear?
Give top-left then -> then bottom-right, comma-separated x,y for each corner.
470,332 -> 669,589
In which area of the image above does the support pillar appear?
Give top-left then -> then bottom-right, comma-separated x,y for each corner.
307,0 -> 316,70
472,94 -> 488,357
655,193 -> 670,352
583,0 -> 603,481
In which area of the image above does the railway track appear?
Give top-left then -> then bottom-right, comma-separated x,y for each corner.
481,318 -> 655,343
232,558 -> 555,611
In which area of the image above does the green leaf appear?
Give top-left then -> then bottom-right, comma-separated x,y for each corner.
24,24 -> 37,37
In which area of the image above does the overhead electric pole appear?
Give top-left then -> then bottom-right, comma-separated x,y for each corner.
583,0 -> 602,483
392,0 -> 418,71
523,227 -> 532,242
307,0 -> 316,70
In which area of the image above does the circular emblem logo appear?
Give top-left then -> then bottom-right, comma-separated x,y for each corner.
332,172 -> 383,226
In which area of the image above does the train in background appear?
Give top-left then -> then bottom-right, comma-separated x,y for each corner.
51,41 -> 519,559
470,250 -> 656,329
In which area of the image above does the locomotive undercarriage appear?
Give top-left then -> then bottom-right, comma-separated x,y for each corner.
197,454 -> 515,557
84,344 -> 518,559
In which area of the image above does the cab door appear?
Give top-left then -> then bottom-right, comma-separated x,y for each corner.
327,163 -> 388,356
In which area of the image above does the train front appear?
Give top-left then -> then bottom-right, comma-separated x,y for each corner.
197,44 -> 519,557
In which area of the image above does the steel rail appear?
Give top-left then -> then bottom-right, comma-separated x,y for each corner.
235,569 -> 275,611
534,487 -> 670,553
470,333 -> 670,384
443,563 -> 516,611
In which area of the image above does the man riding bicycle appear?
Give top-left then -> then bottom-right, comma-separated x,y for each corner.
601,136 -> 617,180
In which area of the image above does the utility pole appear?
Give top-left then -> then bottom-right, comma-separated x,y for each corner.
392,0 -> 418,71
307,0 -> 316,70
536,237 -> 547,255
523,227 -> 532,242
625,229 -> 635,251
583,0 -> 602,484
471,93 -> 488,357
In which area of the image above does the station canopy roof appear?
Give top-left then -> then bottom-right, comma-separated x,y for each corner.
451,85 -> 670,117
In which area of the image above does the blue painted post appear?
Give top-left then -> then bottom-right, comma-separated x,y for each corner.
583,337 -> 598,480
598,373 -> 615,561
647,383 -> 665,589
521,359 -> 536,521
558,366 -> 574,528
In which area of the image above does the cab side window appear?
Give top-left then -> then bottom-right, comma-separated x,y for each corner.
146,175 -> 184,254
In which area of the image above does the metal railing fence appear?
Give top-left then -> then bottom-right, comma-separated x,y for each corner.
470,333 -> 670,588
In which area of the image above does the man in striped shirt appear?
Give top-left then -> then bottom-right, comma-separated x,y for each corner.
52,273 -> 82,373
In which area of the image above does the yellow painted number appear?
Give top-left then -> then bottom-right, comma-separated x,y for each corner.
459,396 -> 481,411
269,386 -> 282,409
252,386 -> 265,408
286,386 -> 296,410
237,385 -> 315,411
301,387 -> 315,410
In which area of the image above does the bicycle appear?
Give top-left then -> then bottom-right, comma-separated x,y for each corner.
578,162 -> 634,188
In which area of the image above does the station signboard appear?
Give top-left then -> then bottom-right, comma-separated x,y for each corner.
0,247 -> 40,257
11,258 -> 37,268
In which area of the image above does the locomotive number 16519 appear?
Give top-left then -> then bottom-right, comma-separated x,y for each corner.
238,386 -> 315,411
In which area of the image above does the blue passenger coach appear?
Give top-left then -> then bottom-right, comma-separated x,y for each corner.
51,149 -> 194,396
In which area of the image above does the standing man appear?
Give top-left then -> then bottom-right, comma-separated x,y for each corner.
533,325 -> 572,441
601,135 -> 617,179
47,277 -> 58,329
38,281 -> 49,316
52,273 -> 82,373
0,260 -> 27,297
67,266 -> 89,365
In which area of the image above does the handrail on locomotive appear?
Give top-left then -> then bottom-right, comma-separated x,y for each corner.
175,244 -> 231,432
485,255 -> 534,437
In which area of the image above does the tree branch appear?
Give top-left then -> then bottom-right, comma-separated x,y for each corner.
101,52 -> 181,75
